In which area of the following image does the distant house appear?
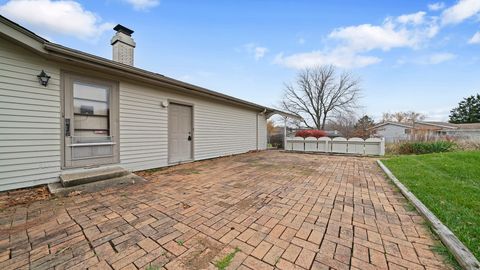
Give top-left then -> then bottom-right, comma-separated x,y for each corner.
370,122 -> 413,142
370,121 -> 480,142
438,123 -> 480,140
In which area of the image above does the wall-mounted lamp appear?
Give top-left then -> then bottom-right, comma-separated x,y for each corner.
161,100 -> 169,108
37,70 -> 51,87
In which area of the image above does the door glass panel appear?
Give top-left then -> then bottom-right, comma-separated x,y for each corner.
73,81 -> 110,139
74,100 -> 109,115
74,115 -> 109,130
74,83 -> 108,102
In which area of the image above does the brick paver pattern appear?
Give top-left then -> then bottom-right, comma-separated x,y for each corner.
0,151 -> 452,269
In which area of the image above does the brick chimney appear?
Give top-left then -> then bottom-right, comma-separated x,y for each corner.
111,24 -> 135,66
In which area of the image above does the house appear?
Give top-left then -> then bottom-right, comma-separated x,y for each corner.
0,16 -> 298,191
370,122 -> 413,142
428,122 -> 480,140
370,121 -> 480,142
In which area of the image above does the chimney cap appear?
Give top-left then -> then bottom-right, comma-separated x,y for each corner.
113,24 -> 134,36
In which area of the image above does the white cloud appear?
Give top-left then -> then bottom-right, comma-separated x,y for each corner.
427,52 -> 457,64
468,31 -> 480,43
275,11 -> 442,70
273,48 -> 381,69
329,22 -> 415,51
254,47 -> 268,60
274,1 -> 480,70
298,38 -> 306,45
397,11 -> 427,25
441,0 -> 480,25
124,0 -> 159,11
397,52 -> 457,65
244,43 -> 268,60
428,2 -> 446,11
0,0 -> 113,40
421,108 -> 451,121
329,14 -> 439,53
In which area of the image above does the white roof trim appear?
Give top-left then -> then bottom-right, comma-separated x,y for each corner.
371,122 -> 413,129
415,121 -> 458,129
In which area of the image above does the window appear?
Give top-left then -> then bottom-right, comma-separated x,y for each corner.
405,129 -> 411,134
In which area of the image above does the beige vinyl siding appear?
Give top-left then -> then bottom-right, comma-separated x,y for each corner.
119,83 -> 167,171
194,104 -> 257,159
119,82 -> 260,171
0,36 -> 61,191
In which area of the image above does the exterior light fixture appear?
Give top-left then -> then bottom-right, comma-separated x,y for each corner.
37,70 -> 51,87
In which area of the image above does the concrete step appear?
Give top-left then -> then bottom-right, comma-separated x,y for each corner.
49,173 -> 147,196
60,166 -> 129,187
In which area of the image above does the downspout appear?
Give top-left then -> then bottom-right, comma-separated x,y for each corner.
256,114 -> 259,150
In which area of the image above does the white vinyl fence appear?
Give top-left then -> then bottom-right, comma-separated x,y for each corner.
285,137 -> 385,156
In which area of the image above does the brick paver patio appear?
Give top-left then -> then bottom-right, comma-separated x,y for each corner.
0,151 -> 452,269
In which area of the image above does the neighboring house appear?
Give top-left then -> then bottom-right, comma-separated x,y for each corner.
436,123 -> 480,140
371,121 -> 480,142
370,122 -> 413,142
0,16 -> 298,191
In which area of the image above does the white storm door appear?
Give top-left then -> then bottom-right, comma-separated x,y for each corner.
63,73 -> 119,168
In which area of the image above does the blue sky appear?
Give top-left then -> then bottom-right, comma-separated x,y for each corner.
1,0 -> 480,121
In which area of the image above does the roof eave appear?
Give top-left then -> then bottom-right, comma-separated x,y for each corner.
370,122 -> 413,130
415,121 -> 458,129
0,16 -> 48,54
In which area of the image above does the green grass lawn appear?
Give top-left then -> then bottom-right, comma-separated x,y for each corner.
383,151 -> 480,261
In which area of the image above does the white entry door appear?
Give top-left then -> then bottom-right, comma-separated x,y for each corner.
168,103 -> 193,163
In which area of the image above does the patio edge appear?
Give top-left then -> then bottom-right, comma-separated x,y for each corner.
376,160 -> 480,270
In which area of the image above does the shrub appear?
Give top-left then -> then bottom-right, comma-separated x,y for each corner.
295,129 -> 327,138
455,140 -> 480,151
396,141 -> 456,155
269,134 -> 284,148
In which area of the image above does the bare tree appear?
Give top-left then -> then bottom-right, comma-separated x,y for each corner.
328,113 -> 357,138
279,65 -> 361,129
266,120 -> 276,135
382,111 -> 425,123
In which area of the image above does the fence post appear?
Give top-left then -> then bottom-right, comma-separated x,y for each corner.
380,138 -> 385,156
